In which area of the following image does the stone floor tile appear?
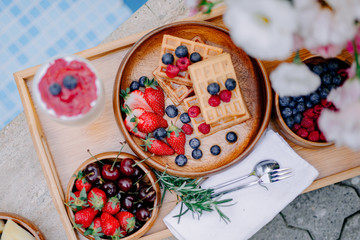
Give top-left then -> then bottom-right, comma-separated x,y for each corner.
339,212 -> 360,240
281,185 -> 360,240
341,176 -> 360,196
250,214 -> 312,240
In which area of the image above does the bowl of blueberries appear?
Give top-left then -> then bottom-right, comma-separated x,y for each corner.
273,56 -> 351,148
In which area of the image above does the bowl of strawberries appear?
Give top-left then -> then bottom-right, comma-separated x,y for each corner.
65,151 -> 160,240
273,56 -> 351,148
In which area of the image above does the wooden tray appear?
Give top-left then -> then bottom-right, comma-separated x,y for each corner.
14,6 -> 360,240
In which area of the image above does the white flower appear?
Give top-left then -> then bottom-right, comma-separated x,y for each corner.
318,102 -> 360,150
270,62 -> 321,97
294,0 -> 359,50
224,0 -> 297,60
327,78 -> 360,109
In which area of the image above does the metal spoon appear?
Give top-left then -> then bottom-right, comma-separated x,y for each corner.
211,160 -> 280,191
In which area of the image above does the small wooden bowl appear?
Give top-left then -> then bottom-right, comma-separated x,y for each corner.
65,152 -> 161,240
0,212 -> 45,239
273,55 -> 351,148
113,21 -> 272,178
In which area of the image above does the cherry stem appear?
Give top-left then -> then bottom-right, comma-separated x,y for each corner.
111,141 -> 127,171
353,40 -> 360,79
134,171 -> 150,185
132,154 -> 154,167
87,149 -> 104,165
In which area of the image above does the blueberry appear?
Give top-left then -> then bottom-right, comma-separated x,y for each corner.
175,155 -> 188,166
285,117 -> 295,129
321,73 -> 332,85
165,105 -> 178,118
63,75 -> 77,90
305,100 -> 313,108
328,61 -> 339,71
153,128 -> 167,140
162,53 -> 174,65
180,112 -> 190,124
318,87 -> 330,99
279,97 -> 290,107
288,100 -> 296,108
294,113 -> 302,124
189,138 -> 201,149
296,102 -> 306,112
293,96 -> 305,103
281,107 -> 292,118
190,52 -> 202,63
312,65 -> 323,75
192,149 -> 203,159
175,45 -> 188,58
321,64 -> 328,72
210,145 -> 221,156
226,132 -> 238,143
225,78 -> 237,91
49,83 -> 61,96
207,83 -> 220,95
310,93 -> 320,104
138,76 -> 148,87
332,75 -> 342,86
292,108 -> 298,115
130,81 -> 140,91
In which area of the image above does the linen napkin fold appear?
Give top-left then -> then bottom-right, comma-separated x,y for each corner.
163,129 -> 319,240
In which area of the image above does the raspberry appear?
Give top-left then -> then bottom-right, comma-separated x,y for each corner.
198,123 -> 211,134
308,131 -> 320,142
321,99 -> 332,108
176,57 -> 191,71
181,124 -> 193,135
188,106 -> 201,118
296,128 -> 309,139
166,64 -> 180,78
320,133 -> 327,142
292,123 -> 301,132
301,117 -> 314,129
313,104 -> 323,113
307,126 -> 315,132
219,90 -> 232,102
303,109 -> 315,118
208,95 -> 221,107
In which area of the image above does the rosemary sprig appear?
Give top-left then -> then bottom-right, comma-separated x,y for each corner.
154,170 -> 233,223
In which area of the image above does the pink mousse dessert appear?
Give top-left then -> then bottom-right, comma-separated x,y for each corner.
33,55 -> 105,126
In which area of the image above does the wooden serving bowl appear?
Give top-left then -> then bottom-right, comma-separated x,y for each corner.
0,212 -> 45,239
113,21 -> 272,178
273,55 -> 351,148
65,152 -> 161,240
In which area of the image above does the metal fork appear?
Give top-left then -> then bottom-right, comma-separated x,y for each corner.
211,168 -> 293,198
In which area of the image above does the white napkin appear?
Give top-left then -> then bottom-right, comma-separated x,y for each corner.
163,130 -> 319,240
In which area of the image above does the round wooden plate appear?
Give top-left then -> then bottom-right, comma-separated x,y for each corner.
113,21 -> 272,178
65,152 -> 161,240
0,212 -> 45,239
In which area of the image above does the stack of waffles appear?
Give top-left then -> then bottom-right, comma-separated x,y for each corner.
153,35 -> 250,138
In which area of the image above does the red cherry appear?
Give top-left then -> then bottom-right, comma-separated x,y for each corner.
101,164 -> 120,181
166,64 -> 180,78
120,158 -> 136,176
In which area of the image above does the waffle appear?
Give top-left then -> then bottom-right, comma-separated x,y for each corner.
188,53 -> 250,125
183,95 -> 251,138
153,67 -> 194,105
153,34 -> 223,86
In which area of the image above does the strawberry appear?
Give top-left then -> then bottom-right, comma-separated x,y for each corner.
74,207 -> 98,229
88,188 -> 107,211
141,136 -> 175,155
100,212 -> 121,237
67,188 -> 88,212
83,217 -> 103,240
103,197 -> 120,215
144,79 -> 165,116
116,211 -> 135,233
74,170 -> 92,192
166,124 -> 186,155
136,112 -> 168,134
121,105 -> 147,139
120,88 -> 153,112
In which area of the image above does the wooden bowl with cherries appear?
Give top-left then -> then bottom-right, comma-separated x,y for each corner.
273,55 -> 352,148
0,212 -> 45,240
65,152 -> 161,240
